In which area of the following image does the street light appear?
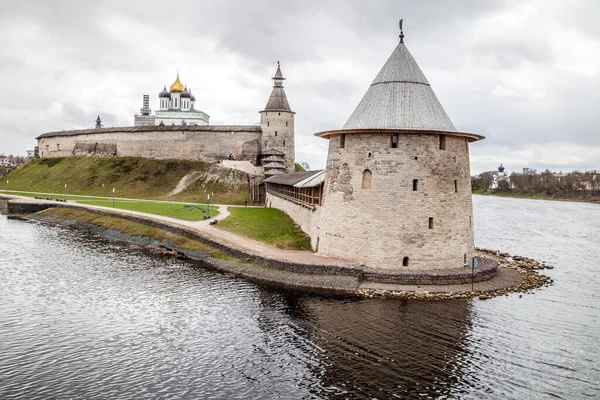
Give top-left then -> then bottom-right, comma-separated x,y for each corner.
64,183 -> 67,201
102,183 -> 105,197
29,181 -> 32,192
207,194 -> 210,217
112,188 -> 115,208
5,180 -> 8,193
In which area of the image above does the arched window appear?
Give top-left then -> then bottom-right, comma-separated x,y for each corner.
267,121 -> 270,127
403,257 -> 409,266
362,169 -> 372,189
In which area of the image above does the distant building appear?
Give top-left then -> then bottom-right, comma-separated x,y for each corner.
133,95 -> 156,126
488,163 -> 510,190
36,64 -> 295,175
133,74 -> 209,126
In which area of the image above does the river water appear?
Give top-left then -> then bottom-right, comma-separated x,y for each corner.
0,196 -> 599,399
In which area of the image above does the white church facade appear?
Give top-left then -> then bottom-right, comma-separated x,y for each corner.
134,74 -> 209,127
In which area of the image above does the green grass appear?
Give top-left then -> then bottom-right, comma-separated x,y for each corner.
75,199 -> 219,220
4,157 -> 250,204
40,208 -> 214,252
217,207 -> 311,250
40,208 -> 254,264
2,190 -> 218,220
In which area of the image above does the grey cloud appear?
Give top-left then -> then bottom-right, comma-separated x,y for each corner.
0,0 -> 598,175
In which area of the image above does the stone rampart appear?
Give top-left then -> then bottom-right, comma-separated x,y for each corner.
5,198 -> 496,286
265,192 -> 321,250
37,126 -> 262,164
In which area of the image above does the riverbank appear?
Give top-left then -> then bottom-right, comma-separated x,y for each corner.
473,189 -> 600,205
1,196 -> 553,299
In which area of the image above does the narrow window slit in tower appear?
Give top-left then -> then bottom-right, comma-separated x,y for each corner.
361,169 -> 372,189
414,156 -> 418,161
340,134 -> 346,149
464,253 -> 467,264
413,179 -> 418,191
454,180 -> 458,192
286,121 -> 288,127
368,152 -> 371,158
469,216 -> 472,227
429,217 -> 434,229
403,257 -> 409,267
267,121 -> 269,127
275,131 -> 277,136
439,134 -> 446,150
391,133 -> 398,148
283,140 -> 286,146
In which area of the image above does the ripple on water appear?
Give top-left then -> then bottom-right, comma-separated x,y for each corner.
1,197 -> 600,399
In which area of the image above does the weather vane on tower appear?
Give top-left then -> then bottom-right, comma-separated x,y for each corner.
399,19 -> 404,43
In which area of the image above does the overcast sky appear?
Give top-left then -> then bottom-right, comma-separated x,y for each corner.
0,0 -> 598,174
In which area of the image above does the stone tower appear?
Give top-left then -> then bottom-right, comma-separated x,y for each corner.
314,25 -> 484,270
260,62 -> 295,175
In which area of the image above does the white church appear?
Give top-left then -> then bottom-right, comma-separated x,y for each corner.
134,74 -> 210,126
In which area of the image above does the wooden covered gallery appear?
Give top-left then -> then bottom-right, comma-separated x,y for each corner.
263,170 -> 325,209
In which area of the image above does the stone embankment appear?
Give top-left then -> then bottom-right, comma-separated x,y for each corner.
1,196 -> 554,300
359,248 -> 553,300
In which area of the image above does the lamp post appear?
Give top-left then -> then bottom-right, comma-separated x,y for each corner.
5,180 -> 8,193
112,188 -> 115,208
102,183 -> 104,197
207,194 -> 210,217
29,181 -> 32,192
64,183 -> 67,201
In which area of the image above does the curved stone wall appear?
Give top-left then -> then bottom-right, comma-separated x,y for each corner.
37,127 -> 262,164
316,132 -> 475,270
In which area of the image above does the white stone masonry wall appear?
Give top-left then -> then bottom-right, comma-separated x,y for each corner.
266,192 -> 321,250
316,132 -> 475,270
37,129 -> 261,163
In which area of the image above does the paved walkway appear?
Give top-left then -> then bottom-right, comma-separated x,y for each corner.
3,194 -> 526,296
3,195 -> 357,268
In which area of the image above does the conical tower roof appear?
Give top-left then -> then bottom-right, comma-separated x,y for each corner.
343,42 -> 456,132
261,62 -> 292,112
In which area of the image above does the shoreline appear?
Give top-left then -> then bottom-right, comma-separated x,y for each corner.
473,191 -> 600,205
1,197 -> 553,300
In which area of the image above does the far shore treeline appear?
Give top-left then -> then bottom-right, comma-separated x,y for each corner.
472,169 -> 600,202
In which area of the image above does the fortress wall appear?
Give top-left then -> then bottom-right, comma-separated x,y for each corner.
265,192 -> 321,250
37,129 -> 262,163
316,133 -> 475,270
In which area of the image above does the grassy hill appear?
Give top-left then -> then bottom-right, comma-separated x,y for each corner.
4,157 -> 251,204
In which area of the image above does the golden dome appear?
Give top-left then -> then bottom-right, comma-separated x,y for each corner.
169,74 -> 184,93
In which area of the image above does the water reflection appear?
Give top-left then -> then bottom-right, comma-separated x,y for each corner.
2,195 -> 600,399
277,295 -> 471,398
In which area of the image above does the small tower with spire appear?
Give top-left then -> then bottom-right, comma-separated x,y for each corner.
95,115 -> 102,129
259,62 -> 295,173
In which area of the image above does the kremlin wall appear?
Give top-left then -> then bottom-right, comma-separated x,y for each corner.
36,64 -> 296,179
33,24 -> 494,282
